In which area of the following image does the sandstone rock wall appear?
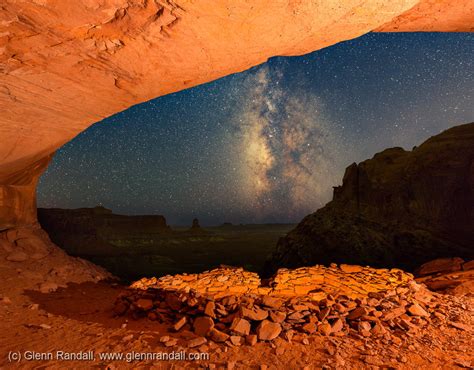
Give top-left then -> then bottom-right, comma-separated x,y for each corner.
0,224 -> 114,292
1,0 -> 473,230
266,123 -> 474,274
0,155 -> 52,231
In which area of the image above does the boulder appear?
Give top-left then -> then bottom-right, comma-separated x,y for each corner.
261,296 -> 283,309
331,318 -> 344,333
270,311 -> 286,323
241,306 -> 268,321
407,303 -> 429,317
347,307 -> 368,320
340,264 -> 364,273
230,318 -> 251,336
173,317 -> 187,331
318,323 -> 332,336
302,322 -> 317,334
463,260 -> 474,271
230,335 -> 244,346
188,337 -> 207,348
209,329 -> 229,343
245,334 -> 258,346
136,299 -> 153,311
204,301 -> 216,318
193,316 -> 214,336
414,257 -> 465,277
256,320 -> 282,341
358,321 -> 372,333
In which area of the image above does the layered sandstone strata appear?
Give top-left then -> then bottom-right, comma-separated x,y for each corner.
1,0 -> 473,230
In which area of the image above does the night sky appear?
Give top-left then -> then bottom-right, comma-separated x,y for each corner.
38,33 -> 474,226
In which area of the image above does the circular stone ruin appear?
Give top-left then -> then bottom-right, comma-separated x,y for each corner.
113,264 -> 437,347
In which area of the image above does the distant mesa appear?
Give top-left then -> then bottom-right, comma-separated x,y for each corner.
37,207 -> 170,256
266,122 -> 474,275
91,205 -> 112,215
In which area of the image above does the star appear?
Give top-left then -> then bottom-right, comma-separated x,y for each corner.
38,32 -> 474,225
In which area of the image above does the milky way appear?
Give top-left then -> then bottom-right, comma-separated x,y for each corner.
234,66 -> 343,220
37,33 -> 474,225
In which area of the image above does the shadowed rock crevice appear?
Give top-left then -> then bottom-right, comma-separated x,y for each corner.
265,123 -> 474,274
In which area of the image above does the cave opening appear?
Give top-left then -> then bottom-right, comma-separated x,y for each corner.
35,32 -> 473,282
1,2 -> 474,364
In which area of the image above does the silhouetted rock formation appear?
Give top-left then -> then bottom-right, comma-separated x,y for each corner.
187,217 -> 209,236
191,218 -> 201,229
266,123 -> 474,274
38,207 -> 170,256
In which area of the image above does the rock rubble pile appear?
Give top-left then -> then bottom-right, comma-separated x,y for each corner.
113,264 -> 466,348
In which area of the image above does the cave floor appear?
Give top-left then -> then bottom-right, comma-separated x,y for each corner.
1,264 -> 473,369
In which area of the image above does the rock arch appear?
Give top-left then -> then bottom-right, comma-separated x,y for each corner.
1,0 -> 473,230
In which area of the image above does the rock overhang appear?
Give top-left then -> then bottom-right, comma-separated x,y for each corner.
0,0 -> 473,229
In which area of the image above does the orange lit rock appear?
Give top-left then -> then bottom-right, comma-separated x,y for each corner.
245,334 -> 258,346
340,264 -> 364,273
302,322 -> 317,334
193,316 -> 214,336
1,1 -> 472,230
230,335 -> 244,346
270,311 -> 286,324
240,306 -> 269,321
415,257 -> 465,277
112,263 -> 467,346
135,298 -> 153,311
209,328 -> 229,343
173,316 -> 187,331
204,301 -> 216,318
187,336 -> 207,348
230,317 -> 251,336
318,323 -> 332,336
256,320 -> 282,341
331,318 -> 344,333
415,257 -> 474,296
463,261 -> 474,271
130,264 -> 413,301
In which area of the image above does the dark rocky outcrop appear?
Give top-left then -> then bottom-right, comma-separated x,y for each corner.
266,123 -> 474,274
38,206 -> 170,256
191,218 -> 201,230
